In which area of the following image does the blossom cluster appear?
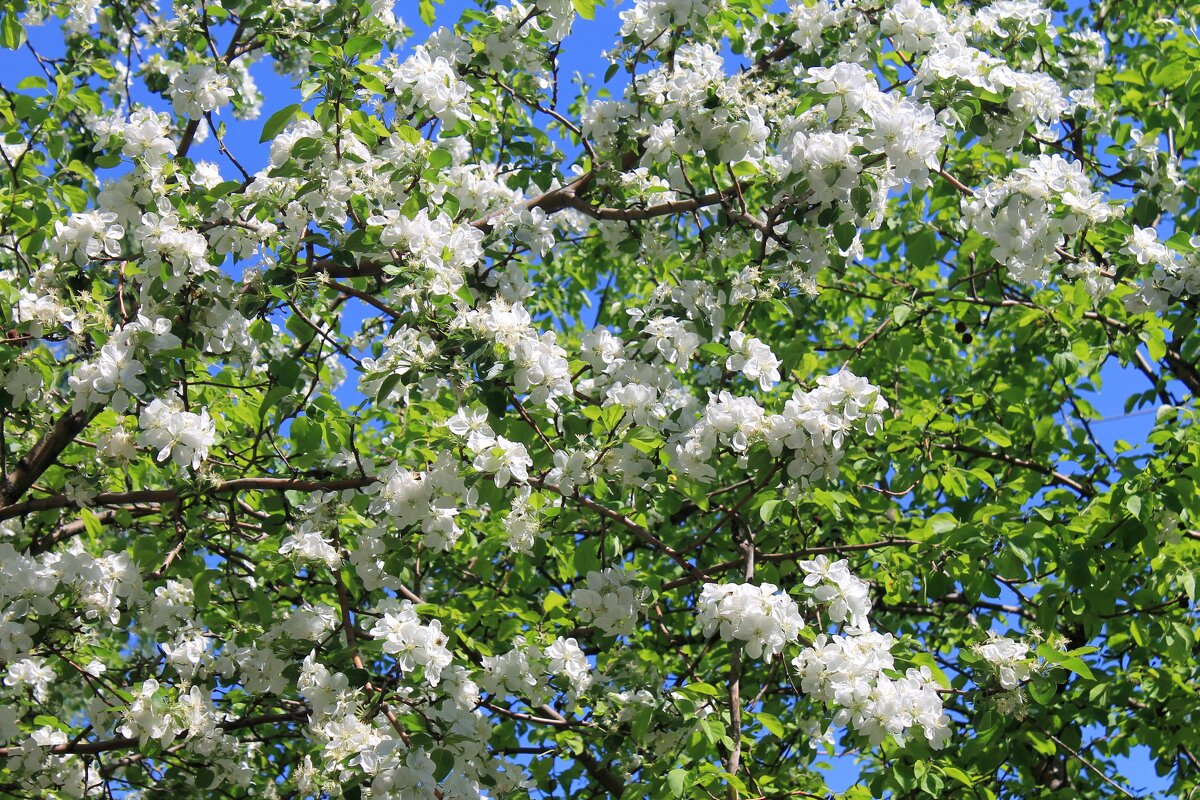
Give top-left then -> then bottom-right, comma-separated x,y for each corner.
480,635 -> 595,702
964,154 -> 1117,285
368,455 -> 475,552
1122,228 -> 1200,313
791,557 -> 951,749
793,632 -> 951,749
570,566 -> 646,637
671,369 -> 889,483
976,634 -> 1034,690
68,315 -> 180,413
137,395 -> 217,469
368,600 -> 454,686
697,582 -> 804,660
457,299 -> 573,409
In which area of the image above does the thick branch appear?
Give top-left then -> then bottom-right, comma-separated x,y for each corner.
0,407 -> 98,507
30,505 -> 161,555
563,189 -> 729,222
1,476 -> 377,523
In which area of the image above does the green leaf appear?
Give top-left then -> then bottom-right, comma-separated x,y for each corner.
929,513 -> 958,534
557,730 -> 584,755
419,0 -> 437,25
395,125 -> 421,145
194,569 -> 218,609
942,767 -> 974,786
195,767 -> 216,789
80,508 -> 103,538
699,717 -> 724,745
344,36 -> 381,60
983,428 -> 1012,448
1123,494 -> 1142,518
431,749 -> 454,781
833,222 -> 857,250
0,13 -> 25,50
1037,644 -> 1094,680
376,372 -> 402,403
290,137 -> 324,160
600,404 -> 625,431
259,385 -> 290,420
1028,677 -> 1056,705
674,682 -> 720,699
260,104 -> 302,143
542,591 -> 568,614
251,588 -> 274,626
667,768 -> 688,798
753,712 -> 784,737
571,0 -> 597,19
906,230 -> 936,264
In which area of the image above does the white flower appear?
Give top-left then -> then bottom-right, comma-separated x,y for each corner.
642,316 -> 701,367
697,582 -> 804,660
162,627 -> 213,680
369,601 -> 453,686
977,635 -> 1033,690
279,527 -> 342,570
51,211 -> 124,265
1,364 -> 41,404
571,567 -> 645,637
137,396 -> 216,469
545,636 -> 592,695
389,47 -> 472,127
97,427 -> 139,463
726,332 -> 782,390
446,407 -> 496,451
4,656 -> 56,702
169,63 -> 235,118
799,556 -> 873,632
480,640 -> 544,699
792,632 -> 949,749
472,436 -> 532,487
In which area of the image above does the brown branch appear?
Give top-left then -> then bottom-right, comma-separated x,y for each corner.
1029,720 -> 1135,798
325,279 -> 402,319
0,710 -> 306,757
563,189 -> 729,222
480,702 -> 578,728
1,476 -> 377,523
532,705 -> 625,797
940,442 -> 1093,496
661,539 -> 923,591
30,505 -> 160,555
528,476 -> 705,581
0,407 -> 99,507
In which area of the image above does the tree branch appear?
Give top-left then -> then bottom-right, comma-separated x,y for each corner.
0,710 -> 307,758
1,476 -> 377,524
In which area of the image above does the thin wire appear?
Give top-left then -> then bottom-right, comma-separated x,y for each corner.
1091,407 -> 1160,425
